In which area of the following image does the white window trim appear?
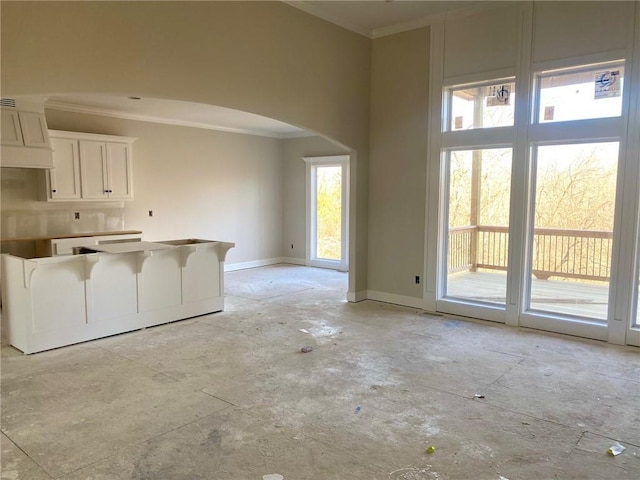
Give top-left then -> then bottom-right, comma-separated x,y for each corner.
425,2 -> 640,345
303,155 -> 349,272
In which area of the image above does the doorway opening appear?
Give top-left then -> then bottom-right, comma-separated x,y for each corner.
305,155 -> 349,271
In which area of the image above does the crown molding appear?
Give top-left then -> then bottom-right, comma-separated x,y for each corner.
371,11 -> 446,39
45,101 -> 311,139
286,1 -> 503,40
283,1 -> 371,38
372,2 -> 504,38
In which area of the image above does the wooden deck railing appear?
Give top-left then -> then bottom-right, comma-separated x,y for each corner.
448,225 -> 614,281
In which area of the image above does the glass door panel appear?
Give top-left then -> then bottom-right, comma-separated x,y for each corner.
314,165 -> 342,262
528,142 -> 619,321
445,148 -> 512,305
307,156 -> 348,271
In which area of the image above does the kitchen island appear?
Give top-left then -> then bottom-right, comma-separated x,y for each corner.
1,239 -> 234,354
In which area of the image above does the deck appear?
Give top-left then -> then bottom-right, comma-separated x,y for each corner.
447,270 -> 609,320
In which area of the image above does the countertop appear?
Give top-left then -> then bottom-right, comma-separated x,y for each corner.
0,230 -> 143,243
80,241 -> 173,254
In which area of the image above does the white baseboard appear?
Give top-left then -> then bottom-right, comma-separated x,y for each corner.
223,262 -> 424,311
225,256 -> 309,272
366,290 -> 423,309
225,257 -> 285,272
281,257 -> 306,266
347,290 -> 368,303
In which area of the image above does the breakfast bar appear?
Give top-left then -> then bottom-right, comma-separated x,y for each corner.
1,239 -> 234,354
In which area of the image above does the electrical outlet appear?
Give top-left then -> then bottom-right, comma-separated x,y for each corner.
415,275 -> 420,284
74,212 -> 80,220
149,210 -> 153,217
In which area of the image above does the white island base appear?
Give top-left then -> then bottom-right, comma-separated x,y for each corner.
1,239 -> 234,354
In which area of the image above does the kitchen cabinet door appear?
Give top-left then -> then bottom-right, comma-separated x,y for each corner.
1,109 -> 23,146
106,142 -> 132,199
18,111 -> 49,147
48,137 -> 81,200
79,140 -> 109,199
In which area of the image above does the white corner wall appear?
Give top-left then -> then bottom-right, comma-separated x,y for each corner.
368,27 -> 430,305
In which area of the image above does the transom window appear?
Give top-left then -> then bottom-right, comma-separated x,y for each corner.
446,79 -> 516,131
535,62 -> 625,123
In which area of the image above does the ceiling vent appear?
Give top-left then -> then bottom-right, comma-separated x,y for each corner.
0,98 -> 17,108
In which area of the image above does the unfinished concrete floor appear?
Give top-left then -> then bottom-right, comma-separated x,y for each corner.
1,264 -> 639,479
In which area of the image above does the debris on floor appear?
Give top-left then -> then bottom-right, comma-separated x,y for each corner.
607,443 -> 626,456
474,394 -> 485,399
263,475 -> 284,480
389,466 -> 440,479
426,445 -> 436,454
300,346 -> 313,353
354,405 -> 361,414
299,328 -> 310,334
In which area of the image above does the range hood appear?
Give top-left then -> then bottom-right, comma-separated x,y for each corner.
1,98 -> 54,169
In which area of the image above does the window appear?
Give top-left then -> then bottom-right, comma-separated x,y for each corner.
535,63 -> 625,123
429,5 -> 640,345
447,79 -> 516,131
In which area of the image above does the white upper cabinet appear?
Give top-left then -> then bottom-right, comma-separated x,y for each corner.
48,137 -> 81,200
1,108 -> 50,147
1,109 -> 23,146
18,111 -> 50,147
0,101 -> 54,168
44,130 -> 136,202
105,142 -> 132,199
80,140 -> 110,199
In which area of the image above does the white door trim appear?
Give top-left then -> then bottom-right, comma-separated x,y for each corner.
304,155 -> 349,271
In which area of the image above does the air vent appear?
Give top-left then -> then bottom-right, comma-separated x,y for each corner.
0,98 -> 17,108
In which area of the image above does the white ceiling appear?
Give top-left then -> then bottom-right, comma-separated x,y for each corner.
35,1 -> 477,138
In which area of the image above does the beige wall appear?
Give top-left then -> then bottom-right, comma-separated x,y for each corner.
1,106 -> 350,269
41,109 -> 285,266
368,27 -> 430,301
1,0 -> 370,294
282,136 -> 349,261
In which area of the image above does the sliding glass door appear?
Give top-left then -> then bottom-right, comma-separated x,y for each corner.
436,60 -> 636,340
437,79 -> 516,322
527,142 -> 618,321
428,2 -> 640,345
445,148 -> 512,307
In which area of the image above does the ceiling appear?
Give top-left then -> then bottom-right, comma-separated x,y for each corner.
35,1 -> 477,138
